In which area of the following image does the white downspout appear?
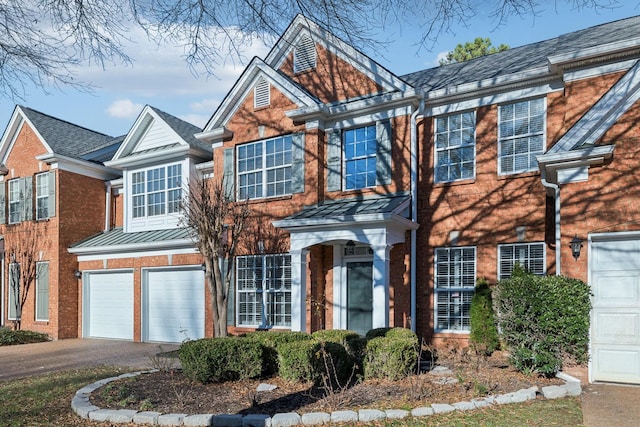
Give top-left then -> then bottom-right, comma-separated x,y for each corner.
104,181 -> 112,233
410,99 -> 424,332
540,169 -> 561,276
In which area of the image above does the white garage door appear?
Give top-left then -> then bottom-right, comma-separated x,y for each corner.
591,235 -> 640,384
144,268 -> 205,343
85,272 -> 134,340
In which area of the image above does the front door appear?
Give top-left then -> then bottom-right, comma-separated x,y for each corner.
347,261 -> 373,335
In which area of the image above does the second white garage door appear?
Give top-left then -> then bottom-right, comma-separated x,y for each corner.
591,234 -> 640,384
143,268 -> 205,343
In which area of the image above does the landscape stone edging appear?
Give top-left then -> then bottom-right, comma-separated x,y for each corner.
71,370 -> 583,426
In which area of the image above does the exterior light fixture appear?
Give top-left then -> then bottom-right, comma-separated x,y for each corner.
346,240 -> 356,247
73,270 -> 82,279
570,235 -> 583,260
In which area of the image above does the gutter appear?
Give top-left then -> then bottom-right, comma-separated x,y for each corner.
540,169 -> 561,276
409,99 -> 424,332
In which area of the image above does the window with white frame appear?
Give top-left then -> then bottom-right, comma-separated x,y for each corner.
36,173 -> 50,220
435,111 -> 476,182
8,179 -> 21,224
35,262 -> 49,321
434,247 -> 476,332
237,136 -> 292,200
344,125 -> 377,190
498,242 -> 546,279
498,97 -> 545,174
236,254 -> 291,328
8,262 -> 20,320
130,164 -> 182,219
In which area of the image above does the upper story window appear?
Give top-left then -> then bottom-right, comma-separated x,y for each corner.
131,163 -> 182,219
35,172 -> 55,220
326,121 -> 392,192
0,172 -> 54,225
498,97 -> 545,175
9,179 -> 21,224
498,242 -> 545,279
434,246 -> 476,332
254,78 -> 270,109
293,35 -> 316,73
435,111 -> 476,183
237,135 -> 292,200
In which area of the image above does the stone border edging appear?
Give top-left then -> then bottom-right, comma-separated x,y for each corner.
72,370 -> 583,426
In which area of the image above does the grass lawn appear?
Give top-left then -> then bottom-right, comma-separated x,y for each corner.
0,366 -> 584,426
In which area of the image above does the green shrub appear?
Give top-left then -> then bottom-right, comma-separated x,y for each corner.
365,327 -> 417,340
363,336 -> 419,380
493,269 -> 591,375
0,328 -> 50,346
312,329 -> 364,361
469,278 -> 500,355
244,331 -> 312,375
278,340 -> 355,385
179,337 -> 263,383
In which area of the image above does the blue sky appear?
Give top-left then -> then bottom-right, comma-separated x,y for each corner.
1,2 -> 639,138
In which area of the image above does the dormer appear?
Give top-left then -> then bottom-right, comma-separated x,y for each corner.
106,106 -> 210,233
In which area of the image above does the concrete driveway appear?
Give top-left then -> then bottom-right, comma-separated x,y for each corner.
0,338 -> 179,381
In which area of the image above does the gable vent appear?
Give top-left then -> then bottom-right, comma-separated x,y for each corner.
294,35 -> 316,73
254,78 -> 270,109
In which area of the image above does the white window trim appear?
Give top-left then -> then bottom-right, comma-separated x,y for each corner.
497,241 -> 547,280
8,179 -> 20,225
35,173 -> 49,221
434,246 -> 476,334
126,159 -> 188,233
35,261 -> 49,322
497,97 -> 547,176
236,253 -> 292,329
434,110 -> 476,183
342,124 -> 377,191
236,136 -> 293,201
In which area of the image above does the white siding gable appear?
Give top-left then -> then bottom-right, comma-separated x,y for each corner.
132,119 -> 179,153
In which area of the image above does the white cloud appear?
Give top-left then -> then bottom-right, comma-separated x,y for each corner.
106,99 -> 144,119
432,51 -> 449,67
190,98 -> 220,112
179,113 -> 209,128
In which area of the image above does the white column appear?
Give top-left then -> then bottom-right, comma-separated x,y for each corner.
290,248 -> 308,332
371,244 -> 391,329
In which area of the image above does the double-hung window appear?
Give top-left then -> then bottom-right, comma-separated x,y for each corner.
236,254 -> 292,328
498,97 -> 545,174
434,247 -> 476,332
8,179 -> 21,224
237,135 -> 292,200
131,164 -> 182,219
435,111 -> 476,182
35,172 -> 55,220
344,125 -> 377,190
498,242 -> 545,279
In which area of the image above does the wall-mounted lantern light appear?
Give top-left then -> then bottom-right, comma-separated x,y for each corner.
570,235 -> 583,260
74,270 -> 82,279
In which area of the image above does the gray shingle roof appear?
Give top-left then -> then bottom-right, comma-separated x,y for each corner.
71,227 -> 194,249
284,193 -> 410,221
20,106 -> 119,160
401,15 -> 640,91
148,106 -> 211,153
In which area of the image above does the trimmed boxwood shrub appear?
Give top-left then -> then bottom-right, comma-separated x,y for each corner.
363,335 -> 419,380
278,340 -> 355,386
311,329 -> 364,361
179,337 -> 263,383
365,327 -> 417,341
469,278 -> 500,355
244,331 -> 313,375
493,267 -> 591,375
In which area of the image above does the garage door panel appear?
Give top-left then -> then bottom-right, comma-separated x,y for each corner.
593,348 -> 640,383
593,311 -> 640,344
145,269 -> 205,343
592,272 -> 640,305
86,272 -> 133,340
592,240 -> 640,270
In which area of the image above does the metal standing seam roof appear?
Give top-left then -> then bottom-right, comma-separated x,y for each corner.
284,193 -> 411,221
70,227 -> 195,249
401,15 -> 640,91
19,106 -> 119,160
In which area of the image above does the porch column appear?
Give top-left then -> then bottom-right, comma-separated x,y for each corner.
371,244 -> 391,329
290,248 -> 308,332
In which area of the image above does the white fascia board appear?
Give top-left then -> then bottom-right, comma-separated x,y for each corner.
110,177 -> 123,188
75,246 -> 199,262
68,238 -> 196,257
564,59 -> 637,82
266,15 -> 409,92
194,127 -> 233,143
537,145 -> 614,171
286,89 -> 419,124
0,108 -> 54,165
273,212 -> 418,232
105,145 -> 193,169
36,153 -> 121,180
111,106 -> 152,161
424,80 -> 563,117
548,37 -> 640,72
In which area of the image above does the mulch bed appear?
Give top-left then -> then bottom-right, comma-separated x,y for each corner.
91,352 -> 565,416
